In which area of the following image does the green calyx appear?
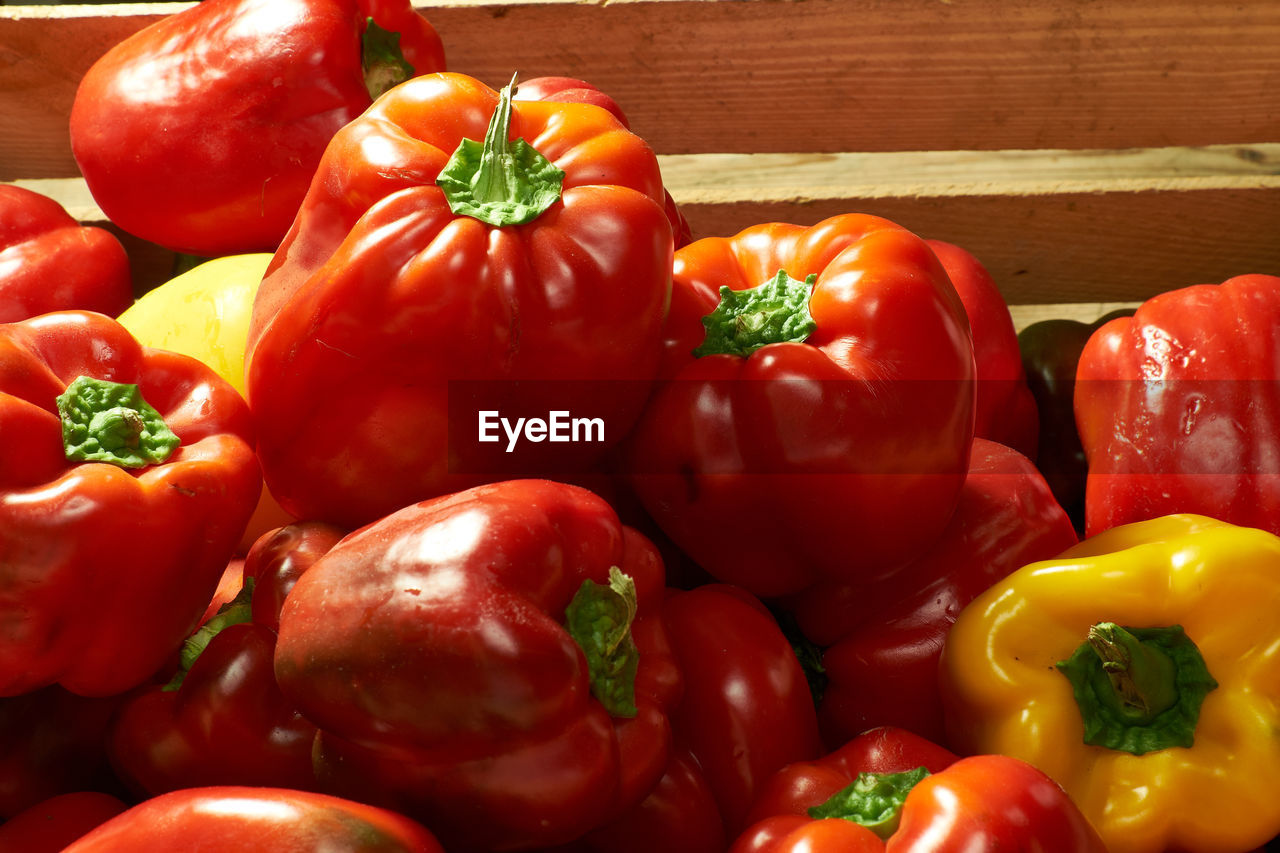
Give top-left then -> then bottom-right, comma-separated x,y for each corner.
162,577 -> 256,692
1056,622 -> 1218,755
807,766 -> 929,839
362,18 -> 415,100
693,269 -> 818,358
436,72 -> 565,227
56,375 -> 180,469
565,566 -> 640,718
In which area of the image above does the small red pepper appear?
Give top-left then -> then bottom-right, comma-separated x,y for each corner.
0,185 -> 132,323
107,521 -> 345,797
730,727 -> 1107,853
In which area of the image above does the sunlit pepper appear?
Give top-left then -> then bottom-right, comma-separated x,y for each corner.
940,513 -> 1280,853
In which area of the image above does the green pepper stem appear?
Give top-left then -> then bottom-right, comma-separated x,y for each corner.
362,17 -> 415,100
693,269 -> 818,358
807,767 -> 929,839
435,73 -> 566,227
474,72 -> 520,205
1088,622 -> 1178,721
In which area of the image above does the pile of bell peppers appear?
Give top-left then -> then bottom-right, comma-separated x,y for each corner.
4,0 -> 1280,850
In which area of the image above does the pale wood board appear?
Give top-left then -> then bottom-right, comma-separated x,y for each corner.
4,0 -> 1280,178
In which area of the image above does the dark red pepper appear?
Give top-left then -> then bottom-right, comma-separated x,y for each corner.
783,438 -> 1077,747
107,521 -> 345,797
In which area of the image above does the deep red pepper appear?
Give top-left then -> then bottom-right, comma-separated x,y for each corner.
0,311 -> 262,697
783,437 -> 1077,747
273,479 -> 681,851
107,521 -> 345,798
60,787 -> 445,853
625,214 -> 976,598
0,185 -> 133,323
730,727 -> 1106,853
1075,274 -> 1280,537
69,0 -> 446,255
926,239 -> 1039,459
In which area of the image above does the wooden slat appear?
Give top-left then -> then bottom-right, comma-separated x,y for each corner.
13,140 -> 1280,306
659,143 -> 1280,305
4,0 -> 1280,179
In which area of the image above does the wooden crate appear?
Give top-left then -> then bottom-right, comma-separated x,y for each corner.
2,0 -> 1278,325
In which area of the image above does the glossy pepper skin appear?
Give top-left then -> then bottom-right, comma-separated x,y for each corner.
0,311 -> 262,697
1075,274 -> 1280,537
939,513 -> 1280,853
61,786 -> 445,853
926,239 -> 1038,459
117,253 -> 295,552
107,521 -> 344,797
625,214 -> 975,598
785,437 -> 1077,747
514,75 -> 694,249
1018,307 -> 1134,532
0,184 -> 132,323
69,0 -> 446,256
534,584 -> 822,853
730,727 -> 1105,853
273,479 -> 682,852
246,72 -> 674,529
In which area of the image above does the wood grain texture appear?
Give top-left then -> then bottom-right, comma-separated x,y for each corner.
4,0 -> 1280,177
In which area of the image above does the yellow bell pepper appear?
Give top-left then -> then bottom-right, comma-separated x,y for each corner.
119,254 -> 295,551
939,513 -> 1280,853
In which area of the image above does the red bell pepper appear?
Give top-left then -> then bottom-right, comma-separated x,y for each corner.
0,686 -> 126,819
246,72 -> 674,529
1076,273 -> 1280,537
0,310 -> 262,697
625,213 -> 976,598
60,786 -> 445,853
273,479 -> 681,851
926,239 -> 1038,459
69,0 -> 446,256
783,437 -> 1077,747
0,185 -> 133,323
514,75 -> 693,249
107,521 -> 345,797
0,792 -> 128,853
730,726 -> 1107,853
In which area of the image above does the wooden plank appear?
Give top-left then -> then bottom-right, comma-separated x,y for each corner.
4,0 -> 1280,178
678,188 -> 1280,307
659,144 -> 1280,305
13,140 -> 1279,307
